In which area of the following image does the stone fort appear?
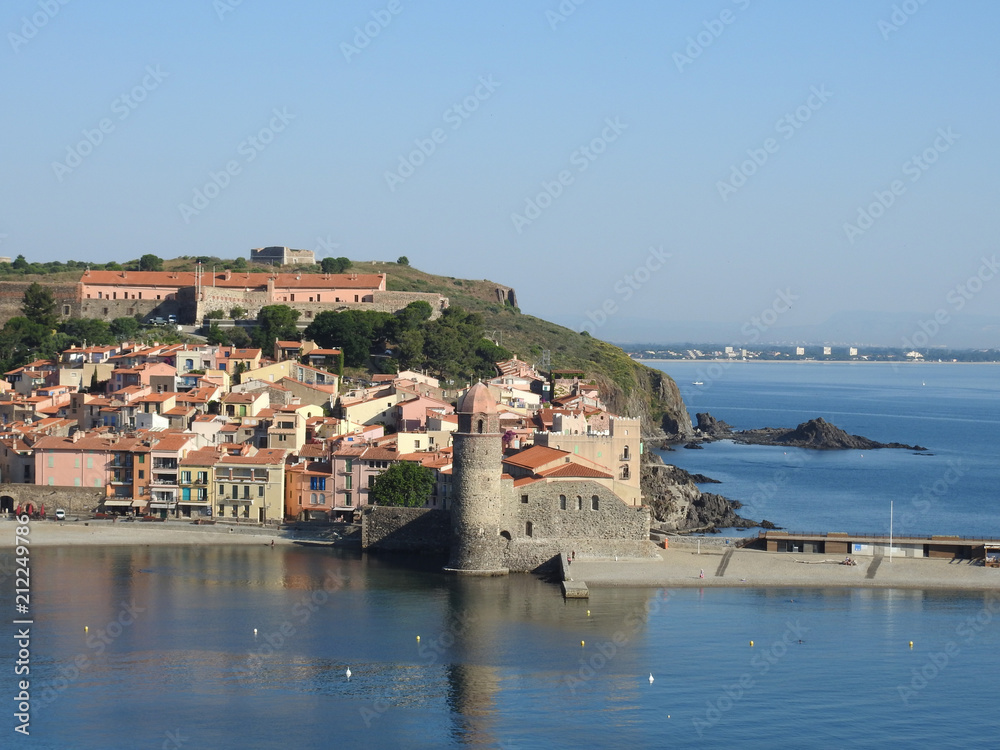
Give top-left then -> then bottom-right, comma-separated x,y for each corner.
365,383 -> 653,574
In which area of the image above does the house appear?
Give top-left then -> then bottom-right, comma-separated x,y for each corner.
284,458 -> 334,521
178,447 -> 221,518
214,446 -> 286,523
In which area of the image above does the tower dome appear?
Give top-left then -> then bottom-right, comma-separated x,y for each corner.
458,382 -> 496,415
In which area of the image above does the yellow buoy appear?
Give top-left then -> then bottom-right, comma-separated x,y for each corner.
909,641 -> 913,648
587,610 -> 591,616
581,640 -> 585,647
416,636 -> 420,641
84,626 -> 88,632
749,640 -> 754,647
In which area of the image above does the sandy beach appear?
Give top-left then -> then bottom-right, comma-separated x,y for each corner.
0,518 -> 294,548
567,538 -> 1000,591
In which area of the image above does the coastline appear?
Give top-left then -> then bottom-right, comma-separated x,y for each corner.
564,538 -> 1000,592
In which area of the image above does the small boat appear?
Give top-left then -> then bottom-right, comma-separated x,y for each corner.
691,381 -> 704,386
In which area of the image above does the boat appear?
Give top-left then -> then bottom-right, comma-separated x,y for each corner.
691,381 -> 704,386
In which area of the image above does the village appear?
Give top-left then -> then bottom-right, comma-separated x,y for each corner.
0,320 -> 643,529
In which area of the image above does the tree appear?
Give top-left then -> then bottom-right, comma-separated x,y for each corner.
369,462 -> 435,507
206,322 -> 228,345
58,318 -> 114,347
230,306 -> 247,320
252,304 -> 300,353
12,255 -> 28,271
138,254 -> 163,271
22,282 -> 58,328
232,257 -> 247,270
104,261 -> 123,271
321,256 -> 352,274
397,256 -> 409,266
110,317 -> 141,340
227,326 -> 252,347
304,309 -> 393,368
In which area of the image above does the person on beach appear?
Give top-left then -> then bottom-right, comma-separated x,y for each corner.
699,569 -> 705,579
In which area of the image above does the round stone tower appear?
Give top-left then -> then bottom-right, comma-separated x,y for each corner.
445,382 -> 509,575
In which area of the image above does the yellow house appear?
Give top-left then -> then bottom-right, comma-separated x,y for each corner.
213,446 -> 286,523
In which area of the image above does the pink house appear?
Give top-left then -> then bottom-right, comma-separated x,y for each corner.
33,432 -> 115,490
393,395 -> 453,432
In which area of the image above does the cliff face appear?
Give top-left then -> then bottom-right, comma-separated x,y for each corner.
640,451 -> 757,532
592,363 -> 692,440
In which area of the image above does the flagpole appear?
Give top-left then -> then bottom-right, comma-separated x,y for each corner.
889,500 -> 893,563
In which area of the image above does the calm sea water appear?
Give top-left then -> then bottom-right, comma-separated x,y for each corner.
653,361 -> 1000,538
4,362 -> 1000,748
5,545 -> 1000,748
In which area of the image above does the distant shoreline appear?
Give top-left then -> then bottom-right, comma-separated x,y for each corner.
635,359 -> 998,366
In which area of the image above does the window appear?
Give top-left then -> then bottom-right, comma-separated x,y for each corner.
181,471 -> 191,484
139,470 -> 144,479
521,494 -> 528,504
94,478 -> 100,487
48,455 -> 54,468
576,496 -> 583,510
592,495 -> 599,511
621,465 -> 630,480
525,521 -> 533,537
48,477 -> 54,486
559,494 -> 566,510
231,486 -> 238,499
310,492 -> 318,505
345,493 -> 352,507
74,478 -> 81,486
197,472 -> 207,484
622,445 -> 631,460
231,505 -> 238,518
258,485 -> 264,497
219,484 -> 225,496
243,485 -> 250,499
139,455 -> 145,463
477,419 -> 484,434
345,475 -> 353,490
75,457 -> 80,468
319,493 -> 325,505
310,477 -> 326,490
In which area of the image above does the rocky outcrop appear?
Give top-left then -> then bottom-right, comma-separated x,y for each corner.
640,451 -> 757,532
592,364 -> 693,441
695,414 -> 926,451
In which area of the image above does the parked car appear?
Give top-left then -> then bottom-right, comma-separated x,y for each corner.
55,509 -> 66,521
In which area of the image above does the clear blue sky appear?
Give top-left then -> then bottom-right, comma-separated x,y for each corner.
3,1 -> 998,345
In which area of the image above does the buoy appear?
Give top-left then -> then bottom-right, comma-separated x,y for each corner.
649,673 -> 654,684
416,635 -> 420,641
909,641 -> 913,648
346,667 -> 352,680
587,610 -> 590,617
581,640 -> 585,647
253,629 -> 257,636
84,626 -> 88,632
749,640 -> 754,647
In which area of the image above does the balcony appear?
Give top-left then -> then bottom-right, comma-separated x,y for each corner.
153,459 -> 178,470
151,477 -> 178,486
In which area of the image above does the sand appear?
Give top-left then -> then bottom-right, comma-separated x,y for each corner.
0,518 -> 291,548
567,541 -> 1000,591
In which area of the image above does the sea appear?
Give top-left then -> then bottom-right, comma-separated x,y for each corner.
3,362 -> 999,749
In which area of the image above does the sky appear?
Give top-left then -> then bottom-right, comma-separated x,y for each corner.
2,1 -> 999,347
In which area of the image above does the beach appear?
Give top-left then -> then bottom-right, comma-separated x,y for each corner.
566,537 -> 1000,591
0,518 -> 291,548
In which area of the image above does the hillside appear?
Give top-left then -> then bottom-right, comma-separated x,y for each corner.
2,255 -> 691,439
348,261 -> 692,439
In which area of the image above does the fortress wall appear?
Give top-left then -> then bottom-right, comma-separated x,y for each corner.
0,281 -> 79,327
360,506 -> 450,553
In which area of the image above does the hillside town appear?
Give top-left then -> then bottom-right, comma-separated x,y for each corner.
0,331 -> 643,526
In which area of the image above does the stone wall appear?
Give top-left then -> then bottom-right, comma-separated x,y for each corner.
0,281 -> 79,327
0,483 -> 106,515
196,289 -> 448,322
360,506 -> 450,553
